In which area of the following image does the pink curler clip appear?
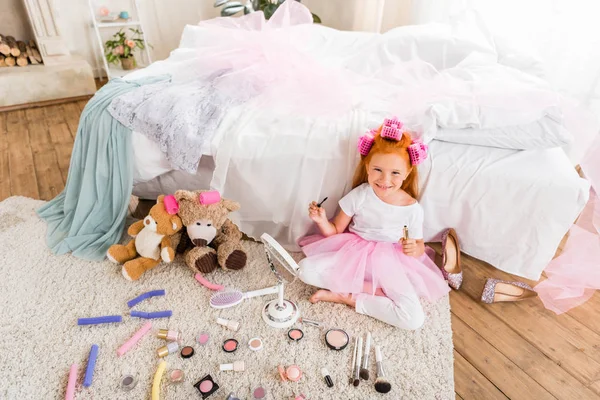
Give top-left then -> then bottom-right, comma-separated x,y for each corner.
199,191 -> 221,205
163,195 -> 179,215
380,116 -> 404,141
408,140 -> 428,166
357,129 -> 376,156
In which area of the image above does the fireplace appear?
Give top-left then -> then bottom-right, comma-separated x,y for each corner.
0,0 -> 96,109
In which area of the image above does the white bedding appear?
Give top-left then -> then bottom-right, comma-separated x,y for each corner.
124,4 -> 591,280
131,131 -> 589,280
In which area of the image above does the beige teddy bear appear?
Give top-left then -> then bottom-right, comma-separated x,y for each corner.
107,195 -> 183,280
175,190 -> 247,274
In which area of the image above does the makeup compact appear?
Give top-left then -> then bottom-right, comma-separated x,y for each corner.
222,338 -> 239,353
252,385 -> 267,400
181,346 -> 195,358
197,332 -> 210,345
226,393 -> 241,400
287,328 -> 304,342
194,374 -> 219,399
169,369 -> 184,383
325,329 -> 349,350
120,374 -> 138,391
278,365 -> 302,382
248,337 -> 263,351
220,361 -> 245,372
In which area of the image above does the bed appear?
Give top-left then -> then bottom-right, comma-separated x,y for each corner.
116,3 -> 590,281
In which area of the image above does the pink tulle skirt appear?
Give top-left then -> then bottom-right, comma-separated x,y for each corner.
299,233 -> 450,303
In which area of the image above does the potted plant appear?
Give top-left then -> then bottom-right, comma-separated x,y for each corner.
104,28 -> 147,70
214,0 -> 321,23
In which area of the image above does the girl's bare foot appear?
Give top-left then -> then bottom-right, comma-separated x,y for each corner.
309,289 -> 355,307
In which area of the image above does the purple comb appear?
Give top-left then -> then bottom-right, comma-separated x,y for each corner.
209,286 -> 280,309
210,291 -> 244,309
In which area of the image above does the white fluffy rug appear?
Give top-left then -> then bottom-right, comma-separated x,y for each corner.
0,197 -> 454,399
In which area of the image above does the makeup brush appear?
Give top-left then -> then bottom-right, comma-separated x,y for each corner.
317,197 -> 328,207
375,346 -> 392,394
354,336 -> 363,387
360,332 -> 371,380
349,337 -> 358,384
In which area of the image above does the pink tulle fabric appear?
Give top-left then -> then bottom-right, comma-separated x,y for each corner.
535,131 -> 600,314
188,0 -> 354,117
299,233 -> 450,303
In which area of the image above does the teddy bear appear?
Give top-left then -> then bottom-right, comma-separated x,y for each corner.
107,195 -> 183,281
174,189 -> 247,274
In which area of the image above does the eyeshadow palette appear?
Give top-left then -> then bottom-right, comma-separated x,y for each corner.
194,374 -> 219,399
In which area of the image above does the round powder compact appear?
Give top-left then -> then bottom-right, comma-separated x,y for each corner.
325,328 -> 349,350
222,338 -> 239,353
199,379 -> 213,393
120,374 -> 138,391
286,365 -> 302,382
169,369 -> 184,383
181,346 -> 195,358
287,328 -> 304,342
248,337 -> 263,351
252,385 -> 267,399
197,332 -> 210,346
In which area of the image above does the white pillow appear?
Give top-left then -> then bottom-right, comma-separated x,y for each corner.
433,115 -> 573,150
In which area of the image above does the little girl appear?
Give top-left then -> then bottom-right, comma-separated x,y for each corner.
298,117 -> 449,330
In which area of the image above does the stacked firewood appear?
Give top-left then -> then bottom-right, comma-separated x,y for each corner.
0,34 -> 43,67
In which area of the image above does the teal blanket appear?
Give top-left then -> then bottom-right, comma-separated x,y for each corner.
37,76 -> 169,261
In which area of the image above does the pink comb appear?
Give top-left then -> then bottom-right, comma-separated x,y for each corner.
163,195 -> 179,215
408,140 -> 428,165
199,191 -> 221,205
357,129 -> 376,156
381,116 -> 404,141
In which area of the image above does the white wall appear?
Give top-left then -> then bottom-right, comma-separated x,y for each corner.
1,0 -> 35,42
50,0 -> 411,78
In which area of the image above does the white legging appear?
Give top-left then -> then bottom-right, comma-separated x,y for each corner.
298,265 -> 425,330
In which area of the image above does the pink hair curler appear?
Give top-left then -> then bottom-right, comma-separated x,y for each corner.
195,273 -> 224,291
381,116 -> 404,141
117,322 -> 153,357
199,191 -> 221,205
163,195 -> 179,215
357,129 -> 376,156
408,140 -> 428,165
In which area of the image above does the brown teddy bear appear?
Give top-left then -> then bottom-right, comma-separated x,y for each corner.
174,189 -> 247,274
107,195 -> 183,281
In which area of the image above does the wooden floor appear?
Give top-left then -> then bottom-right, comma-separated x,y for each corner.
1,99 -> 599,400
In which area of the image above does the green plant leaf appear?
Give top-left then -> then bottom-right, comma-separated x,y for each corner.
222,3 -> 245,16
263,3 -> 277,19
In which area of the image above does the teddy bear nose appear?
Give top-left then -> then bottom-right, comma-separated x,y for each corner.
192,238 -> 208,247
144,217 -> 150,225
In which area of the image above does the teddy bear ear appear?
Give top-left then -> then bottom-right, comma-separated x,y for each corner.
221,198 -> 241,212
174,190 -> 195,203
156,195 -> 165,204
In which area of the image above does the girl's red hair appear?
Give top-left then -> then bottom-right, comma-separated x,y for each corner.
352,128 -> 419,199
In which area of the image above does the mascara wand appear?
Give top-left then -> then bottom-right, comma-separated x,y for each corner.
317,197 -> 328,207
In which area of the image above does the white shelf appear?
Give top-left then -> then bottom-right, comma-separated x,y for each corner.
89,0 -> 152,81
97,20 -> 141,28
